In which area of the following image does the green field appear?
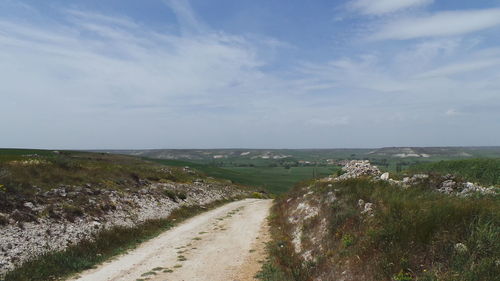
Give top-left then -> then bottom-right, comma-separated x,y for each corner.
147,158 -> 340,194
221,166 -> 338,194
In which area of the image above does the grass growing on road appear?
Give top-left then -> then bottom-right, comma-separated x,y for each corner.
3,200 -> 234,281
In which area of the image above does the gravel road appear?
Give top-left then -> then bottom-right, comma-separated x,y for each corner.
73,199 -> 273,281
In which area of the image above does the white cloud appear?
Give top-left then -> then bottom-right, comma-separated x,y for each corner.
1,2 -> 500,148
162,0 -> 207,33
373,9 -> 500,40
308,116 -> 350,127
350,0 -> 432,15
0,12 -> 266,109
445,109 -> 461,116
417,59 -> 500,78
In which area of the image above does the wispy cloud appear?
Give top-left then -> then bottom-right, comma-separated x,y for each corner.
417,58 -> 500,78
372,9 -> 500,40
308,116 -> 350,127
162,0 -> 207,33
1,1 -> 500,148
0,10 -> 267,108
349,0 -> 433,15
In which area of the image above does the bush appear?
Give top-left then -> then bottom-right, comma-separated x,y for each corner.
341,234 -> 354,247
0,213 -> 8,225
393,271 -> 412,281
62,204 -> 84,222
163,189 -> 187,202
252,192 -> 264,199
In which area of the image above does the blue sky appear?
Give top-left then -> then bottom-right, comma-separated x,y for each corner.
1,0 -> 500,149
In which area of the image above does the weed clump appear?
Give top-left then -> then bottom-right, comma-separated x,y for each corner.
164,189 -> 187,202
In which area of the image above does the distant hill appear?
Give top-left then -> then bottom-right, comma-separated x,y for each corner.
367,146 -> 500,159
95,147 -> 500,163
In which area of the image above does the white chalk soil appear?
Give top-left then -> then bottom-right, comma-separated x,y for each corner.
72,199 -> 273,281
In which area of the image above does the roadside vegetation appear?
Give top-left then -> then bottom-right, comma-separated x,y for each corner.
259,173 -> 499,280
3,199 -> 235,281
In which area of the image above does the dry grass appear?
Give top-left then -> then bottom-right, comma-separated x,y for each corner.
259,178 -> 499,281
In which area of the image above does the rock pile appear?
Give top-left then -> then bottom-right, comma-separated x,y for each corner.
358,199 -> 374,216
439,180 -> 496,196
337,160 -> 381,180
397,174 -> 430,187
333,160 -> 497,197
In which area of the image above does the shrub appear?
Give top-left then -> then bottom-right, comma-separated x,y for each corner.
62,204 -> 84,222
177,191 -> 187,200
163,190 -> 188,202
393,271 -> 413,281
0,213 -> 8,225
341,234 -> 354,247
252,192 -> 264,199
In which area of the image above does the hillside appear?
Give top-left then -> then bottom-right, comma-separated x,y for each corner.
409,158 -> 500,186
0,149 -> 253,280
259,160 -> 499,281
94,147 -> 500,193
98,147 -> 500,162
98,147 -> 500,173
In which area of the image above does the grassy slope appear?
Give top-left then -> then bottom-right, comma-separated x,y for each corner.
0,149 -> 207,216
409,158 -> 500,186
259,178 -> 499,281
0,149 -> 195,192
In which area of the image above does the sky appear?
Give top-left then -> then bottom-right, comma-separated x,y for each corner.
1,0 -> 499,149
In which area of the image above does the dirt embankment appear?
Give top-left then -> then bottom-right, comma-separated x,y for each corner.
0,182 -> 248,276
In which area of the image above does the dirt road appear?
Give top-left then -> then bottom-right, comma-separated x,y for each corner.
73,199 -> 273,281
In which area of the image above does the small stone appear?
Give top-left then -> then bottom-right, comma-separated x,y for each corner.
362,203 -> 374,216
358,199 -> 365,208
454,243 -> 468,254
